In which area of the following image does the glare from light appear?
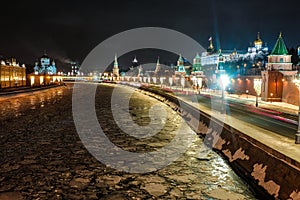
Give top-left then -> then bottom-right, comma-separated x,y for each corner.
220,74 -> 229,89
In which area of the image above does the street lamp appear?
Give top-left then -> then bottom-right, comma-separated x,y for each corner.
293,79 -> 300,144
160,77 -> 165,88
220,74 -> 229,113
191,76 -> 196,93
169,77 -> 173,89
181,77 -> 185,91
246,90 -> 249,99
254,78 -> 262,107
153,77 -> 157,84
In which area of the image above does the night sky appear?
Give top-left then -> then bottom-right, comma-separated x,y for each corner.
0,0 -> 299,70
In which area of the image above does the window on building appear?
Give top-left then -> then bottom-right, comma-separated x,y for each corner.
280,58 -> 284,63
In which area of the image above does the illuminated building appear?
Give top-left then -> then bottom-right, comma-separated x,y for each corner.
201,37 -> 231,67
30,53 -> 63,86
34,52 -> 57,75
245,32 -> 269,64
71,61 -> 79,76
247,32 -> 269,54
0,58 -> 26,88
261,33 -> 297,102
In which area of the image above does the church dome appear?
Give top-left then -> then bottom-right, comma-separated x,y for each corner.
254,32 -> 263,46
254,39 -> 263,45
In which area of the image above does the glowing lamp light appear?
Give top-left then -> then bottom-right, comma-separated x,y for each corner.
220,74 -> 229,89
254,79 -> 262,95
169,77 -> 173,86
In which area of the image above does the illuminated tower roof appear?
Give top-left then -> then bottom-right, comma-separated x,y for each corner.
193,53 -> 202,72
154,56 -> 161,74
133,56 -> 138,63
207,37 -> 214,53
254,32 -> 263,47
113,54 -> 119,77
271,32 -> 288,55
177,54 -> 184,66
176,54 -> 186,74
194,52 -> 201,60
114,54 -> 118,68
132,56 -> 139,68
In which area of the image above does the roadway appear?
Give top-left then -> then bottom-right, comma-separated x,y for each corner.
175,91 -> 297,139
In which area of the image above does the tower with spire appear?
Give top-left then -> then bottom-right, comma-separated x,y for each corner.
129,56 -> 139,70
207,37 -> 215,54
192,53 -> 202,72
191,53 -> 205,89
154,56 -> 161,75
266,32 -> 292,71
261,33 -> 297,102
112,54 -> 120,78
217,49 -> 225,71
175,54 -> 186,76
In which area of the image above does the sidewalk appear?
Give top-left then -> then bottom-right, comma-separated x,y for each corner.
226,93 -> 298,116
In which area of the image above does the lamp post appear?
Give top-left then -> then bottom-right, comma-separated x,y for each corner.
246,90 -> 249,99
160,77 -> 165,88
169,77 -> 173,89
191,76 -> 196,93
220,74 -> 229,114
254,78 -> 262,107
153,77 -> 157,84
293,79 -> 300,144
181,77 -> 185,91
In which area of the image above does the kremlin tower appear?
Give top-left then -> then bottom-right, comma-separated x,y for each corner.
154,57 -> 161,75
261,33 -> 297,102
112,54 -> 120,79
175,54 -> 186,76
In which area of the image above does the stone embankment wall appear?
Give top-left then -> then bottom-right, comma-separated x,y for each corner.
136,85 -> 300,200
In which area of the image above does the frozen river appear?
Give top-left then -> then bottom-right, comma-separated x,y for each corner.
0,83 -> 257,199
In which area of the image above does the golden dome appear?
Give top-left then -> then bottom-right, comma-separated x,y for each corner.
254,32 -> 263,46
